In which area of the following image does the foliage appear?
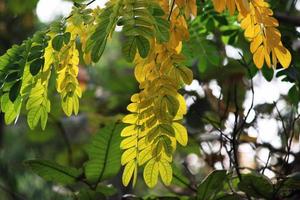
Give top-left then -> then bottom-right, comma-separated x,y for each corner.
25,123 -> 123,199
1,0 -> 300,199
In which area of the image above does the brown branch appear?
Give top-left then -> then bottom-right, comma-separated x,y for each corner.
275,12 -> 300,26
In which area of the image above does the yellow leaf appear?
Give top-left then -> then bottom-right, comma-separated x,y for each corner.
120,135 -> 137,149
122,114 -> 139,124
173,122 -> 188,146
212,0 -> 226,13
121,125 -> 137,137
236,0 -> 250,16
127,103 -> 139,112
253,45 -> 264,69
175,94 -> 187,119
226,0 -> 236,15
122,160 -> 137,186
138,146 -> 152,165
158,159 -> 172,186
274,45 -> 291,68
250,34 -> 263,53
121,148 -> 137,165
143,158 -> 159,188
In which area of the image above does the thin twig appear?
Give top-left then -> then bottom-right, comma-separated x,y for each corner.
49,114 -> 73,165
168,0 -> 176,21
232,83 -> 242,181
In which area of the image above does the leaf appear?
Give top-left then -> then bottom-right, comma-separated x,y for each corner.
1,93 -> 21,124
87,2 -> 121,62
261,66 -> 274,82
5,71 -> 20,82
52,34 -> 64,51
84,123 -> 123,182
136,35 -> 150,58
144,158 -> 159,188
27,106 -> 48,130
274,46 -> 291,68
197,170 -> 227,200
121,147 -> 137,165
175,66 -> 193,85
288,85 -> 299,105
30,58 -> 44,76
122,160 -> 137,186
172,165 -> 190,188
185,36 -> 220,73
215,194 -> 240,200
154,17 -> 170,43
163,95 -> 180,117
90,36 -> 107,63
122,36 -> 137,62
24,160 -> 81,184
158,159 -> 172,186
96,184 -> 118,196
9,80 -> 21,102
63,32 -> 71,45
238,173 -> 273,199
282,172 -> 300,189
173,122 -> 188,146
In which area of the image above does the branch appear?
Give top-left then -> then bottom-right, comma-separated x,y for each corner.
275,12 -> 300,26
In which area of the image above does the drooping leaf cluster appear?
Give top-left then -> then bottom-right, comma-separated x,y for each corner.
212,0 -> 292,69
121,0 -> 196,188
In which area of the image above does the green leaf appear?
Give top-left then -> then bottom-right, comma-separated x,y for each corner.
77,188 -> 108,200
87,2 -> 121,62
28,51 -> 44,62
154,17 -> 170,43
24,160 -> 81,184
122,36 -> 137,62
52,34 -> 64,51
151,4 -> 165,16
284,172 -> 300,189
0,45 -> 20,70
164,95 -> 180,117
9,80 -> 21,102
197,170 -> 227,200
215,194 -> 240,200
84,123 -> 123,182
288,85 -> 299,105
5,71 -> 19,82
0,93 -> 21,124
184,36 -> 220,73
63,32 -> 71,45
30,58 -> 44,76
238,173 -> 273,199
96,185 -> 117,196
172,165 -> 191,188
206,17 -> 215,32
27,106 -> 48,130
77,189 -> 95,200
91,38 -> 107,63
261,66 -> 274,82
136,36 -> 150,58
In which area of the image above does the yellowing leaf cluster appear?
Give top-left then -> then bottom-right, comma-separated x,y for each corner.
240,0 -> 291,69
121,0 -> 195,188
212,0 -> 250,16
213,0 -> 291,69
56,41 -> 82,117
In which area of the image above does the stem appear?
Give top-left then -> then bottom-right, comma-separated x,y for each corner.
168,0 -> 176,21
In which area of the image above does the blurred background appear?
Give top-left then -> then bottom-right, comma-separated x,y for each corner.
0,0 -> 300,199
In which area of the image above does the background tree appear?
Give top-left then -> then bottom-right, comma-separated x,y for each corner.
0,0 -> 300,199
